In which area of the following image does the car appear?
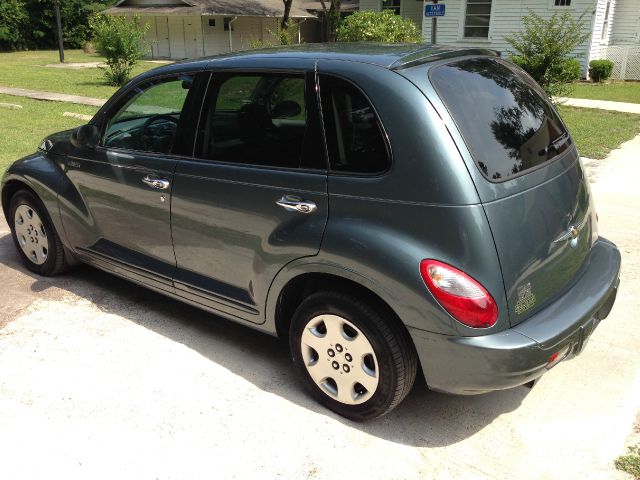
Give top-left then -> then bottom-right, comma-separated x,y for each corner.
1,44 -> 621,421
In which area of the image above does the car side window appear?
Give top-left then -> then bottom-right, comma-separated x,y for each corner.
195,73 -> 324,169
319,75 -> 390,174
103,75 -> 193,154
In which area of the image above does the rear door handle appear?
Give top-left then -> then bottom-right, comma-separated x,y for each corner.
142,175 -> 170,190
276,195 -> 317,214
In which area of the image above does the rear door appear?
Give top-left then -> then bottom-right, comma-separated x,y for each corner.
427,57 -> 597,326
170,64 -> 328,323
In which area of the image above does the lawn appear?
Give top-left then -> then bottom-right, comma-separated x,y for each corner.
0,94 -> 98,170
1,49 -> 639,173
570,81 -> 640,104
0,50 -> 159,100
558,105 -> 640,159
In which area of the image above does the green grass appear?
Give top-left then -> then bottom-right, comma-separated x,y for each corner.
558,105 -> 640,159
570,81 -> 640,104
0,50 -> 159,100
0,94 -> 99,171
615,445 -> 640,479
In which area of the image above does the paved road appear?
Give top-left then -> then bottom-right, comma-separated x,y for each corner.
1,138 -> 639,479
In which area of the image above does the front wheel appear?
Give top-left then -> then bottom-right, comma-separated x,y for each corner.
289,291 -> 417,421
9,189 -> 71,276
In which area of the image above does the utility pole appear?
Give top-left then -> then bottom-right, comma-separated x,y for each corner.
54,0 -> 65,63
431,0 -> 438,44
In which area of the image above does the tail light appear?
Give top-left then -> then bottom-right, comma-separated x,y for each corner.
420,259 -> 498,328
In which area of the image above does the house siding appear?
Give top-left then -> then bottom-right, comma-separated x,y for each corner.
134,15 -> 302,59
419,0 -> 598,74
610,0 -> 640,44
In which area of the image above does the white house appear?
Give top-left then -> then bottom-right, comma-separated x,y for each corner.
360,0 -> 640,79
104,0 -> 320,59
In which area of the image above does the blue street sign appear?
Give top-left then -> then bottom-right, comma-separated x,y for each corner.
425,3 -> 446,17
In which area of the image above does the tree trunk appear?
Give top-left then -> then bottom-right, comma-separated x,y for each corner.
281,0 -> 293,29
320,0 -> 341,42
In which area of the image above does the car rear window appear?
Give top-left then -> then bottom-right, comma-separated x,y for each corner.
430,58 -> 571,181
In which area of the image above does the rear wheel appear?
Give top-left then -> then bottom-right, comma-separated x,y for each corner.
9,190 -> 71,276
289,291 -> 417,421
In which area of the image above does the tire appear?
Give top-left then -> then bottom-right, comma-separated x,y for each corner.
289,291 -> 417,421
9,189 -> 71,276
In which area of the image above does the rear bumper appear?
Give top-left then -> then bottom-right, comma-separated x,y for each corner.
409,238 -> 621,395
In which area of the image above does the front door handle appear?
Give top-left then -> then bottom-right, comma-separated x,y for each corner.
276,195 -> 317,214
142,175 -> 170,190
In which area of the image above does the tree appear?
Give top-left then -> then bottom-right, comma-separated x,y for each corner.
0,0 -> 28,51
91,14 -> 149,86
319,0 -> 341,42
336,10 -> 421,43
505,11 -> 590,99
281,0 -> 292,30
0,0 -> 110,52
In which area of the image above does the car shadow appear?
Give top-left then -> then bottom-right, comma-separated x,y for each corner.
0,232 -> 529,447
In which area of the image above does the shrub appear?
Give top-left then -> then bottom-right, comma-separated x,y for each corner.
91,14 -> 149,86
589,59 -> 614,82
83,41 -> 96,54
336,10 -> 421,43
615,445 -> 640,479
505,11 -> 590,100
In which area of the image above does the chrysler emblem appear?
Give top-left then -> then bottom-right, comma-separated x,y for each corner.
554,220 -> 585,248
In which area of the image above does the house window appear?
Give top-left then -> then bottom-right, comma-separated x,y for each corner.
601,1 -> 611,40
554,0 -> 571,6
382,0 -> 401,15
224,17 -> 234,31
464,0 -> 492,39
208,18 -> 215,28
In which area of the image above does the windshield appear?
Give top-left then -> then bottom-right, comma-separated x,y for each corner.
430,57 -> 571,182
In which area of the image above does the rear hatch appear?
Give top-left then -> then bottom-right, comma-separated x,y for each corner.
428,57 -> 597,326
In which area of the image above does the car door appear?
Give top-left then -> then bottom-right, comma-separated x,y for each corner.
60,72 -> 201,292
171,65 -> 328,323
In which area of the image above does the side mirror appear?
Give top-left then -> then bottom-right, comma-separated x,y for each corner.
70,124 -> 100,149
272,100 -> 301,119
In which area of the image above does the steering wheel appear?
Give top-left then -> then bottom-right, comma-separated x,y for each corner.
141,114 -> 179,135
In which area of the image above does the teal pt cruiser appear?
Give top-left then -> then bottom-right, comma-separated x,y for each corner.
1,44 -> 621,420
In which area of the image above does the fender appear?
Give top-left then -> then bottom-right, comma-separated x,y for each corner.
2,152 -> 71,248
264,257 -> 400,336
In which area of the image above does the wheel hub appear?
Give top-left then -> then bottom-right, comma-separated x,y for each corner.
14,204 -> 49,266
300,314 -> 379,405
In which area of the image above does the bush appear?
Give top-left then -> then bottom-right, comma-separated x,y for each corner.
91,14 -> 149,86
336,10 -> 421,43
615,445 -> 640,479
589,59 -> 614,82
505,11 -> 590,100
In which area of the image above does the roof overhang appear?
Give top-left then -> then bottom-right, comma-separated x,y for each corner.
105,0 -> 317,18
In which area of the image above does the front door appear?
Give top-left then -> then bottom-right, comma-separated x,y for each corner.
171,68 -> 328,323
60,74 -> 197,292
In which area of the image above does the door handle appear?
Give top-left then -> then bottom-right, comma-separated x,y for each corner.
276,195 -> 317,214
142,175 -> 170,190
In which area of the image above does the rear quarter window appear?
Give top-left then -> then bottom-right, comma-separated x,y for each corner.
430,58 -> 571,182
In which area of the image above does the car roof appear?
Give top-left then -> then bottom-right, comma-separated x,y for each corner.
144,43 -> 499,78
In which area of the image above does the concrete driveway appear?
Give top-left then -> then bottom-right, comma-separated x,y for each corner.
1,138 -> 639,479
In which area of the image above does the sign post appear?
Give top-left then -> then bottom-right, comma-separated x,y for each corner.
424,1 -> 446,44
